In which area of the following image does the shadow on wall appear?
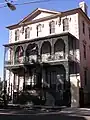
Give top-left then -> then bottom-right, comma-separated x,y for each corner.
69,61 -> 81,107
70,82 -> 79,107
70,82 -> 84,108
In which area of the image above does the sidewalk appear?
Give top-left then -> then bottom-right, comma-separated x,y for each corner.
61,107 -> 90,116
60,107 -> 90,120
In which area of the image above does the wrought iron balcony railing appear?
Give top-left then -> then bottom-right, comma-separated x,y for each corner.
46,54 -> 65,61
5,54 -> 80,67
5,55 -> 38,67
5,54 -> 66,67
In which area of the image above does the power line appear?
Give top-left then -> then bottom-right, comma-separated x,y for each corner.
15,0 -> 52,6
0,0 -> 54,9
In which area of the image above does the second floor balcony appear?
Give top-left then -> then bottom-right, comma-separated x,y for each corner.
5,51 -> 79,69
4,33 -> 79,69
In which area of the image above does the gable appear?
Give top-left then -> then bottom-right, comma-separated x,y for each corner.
33,12 -> 56,20
19,8 -> 59,25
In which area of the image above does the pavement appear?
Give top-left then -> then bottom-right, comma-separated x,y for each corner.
0,107 -> 90,120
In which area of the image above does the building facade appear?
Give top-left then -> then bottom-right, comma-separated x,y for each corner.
3,1 -> 90,107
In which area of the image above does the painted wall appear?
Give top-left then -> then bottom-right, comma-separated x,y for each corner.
78,13 -> 90,104
9,13 -> 79,43
6,8 -> 90,106
33,12 -> 56,20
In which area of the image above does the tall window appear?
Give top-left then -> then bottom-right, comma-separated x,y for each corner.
15,29 -> 19,41
82,21 -> 85,34
88,27 -> 90,39
37,24 -> 42,37
83,44 -> 86,59
84,68 -> 87,85
25,27 -> 30,39
63,18 -> 69,31
49,21 -> 55,34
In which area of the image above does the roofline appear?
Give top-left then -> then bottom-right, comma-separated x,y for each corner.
3,32 -> 78,47
37,8 -> 59,14
18,8 -> 59,25
6,8 -> 90,30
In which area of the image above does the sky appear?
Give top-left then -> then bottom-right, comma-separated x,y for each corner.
0,0 -> 90,80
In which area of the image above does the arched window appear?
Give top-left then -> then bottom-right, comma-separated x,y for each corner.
15,46 -> 24,63
49,21 -> 55,34
15,29 -> 19,41
25,27 -> 30,39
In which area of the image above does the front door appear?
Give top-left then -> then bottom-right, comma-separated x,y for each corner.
46,65 -> 66,106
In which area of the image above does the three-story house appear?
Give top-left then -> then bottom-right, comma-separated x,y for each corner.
3,1 -> 90,107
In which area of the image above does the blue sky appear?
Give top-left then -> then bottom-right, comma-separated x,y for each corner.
0,0 -> 90,80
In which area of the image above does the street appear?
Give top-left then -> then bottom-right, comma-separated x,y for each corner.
0,107 -> 90,120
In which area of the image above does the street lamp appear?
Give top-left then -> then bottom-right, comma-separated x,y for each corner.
5,0 -> 16,11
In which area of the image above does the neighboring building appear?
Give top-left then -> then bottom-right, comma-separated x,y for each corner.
3,1 -> 90,107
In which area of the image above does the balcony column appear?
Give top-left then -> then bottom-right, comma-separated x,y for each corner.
13,45 -> 17,64
13,73 -> 15,103
37,42 -> 41,62
51,44 -> 54,55
18,75 -> 20,92
23,44 -> 27,63
63,37 -> 69,60
23,69 -> 26,91
13,73 -> 16,90
3,47 -> 7,83
3,46 -> 7,105
50,39 -> 54,59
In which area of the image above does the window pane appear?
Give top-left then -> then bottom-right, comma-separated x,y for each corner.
83,44 -> 86,59
63,18 -> 69,31
37,24 -> 42,37
15,29 -> 19,41
89,27 -> 90,39
25,27 -> 30,39
82,21 -> 85,34
49,21 -> 55,34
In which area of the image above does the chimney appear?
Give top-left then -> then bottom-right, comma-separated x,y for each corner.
79,1 -> 88,15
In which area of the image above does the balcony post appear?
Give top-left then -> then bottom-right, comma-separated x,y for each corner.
3,46 -> 7,106
13,45 -> 17,64
23,69 -> 26,91
23,45 -> 26,63
3,47 -> 7,82
64,37 -> 69,60
51,39 -> 54,55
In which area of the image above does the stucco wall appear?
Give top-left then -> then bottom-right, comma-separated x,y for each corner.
79,14 -> 90,91
9,13 -> 79,43
6,8 -> 90,106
